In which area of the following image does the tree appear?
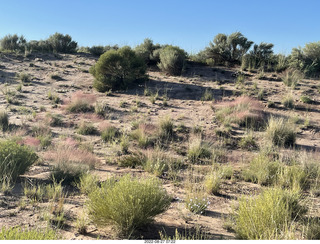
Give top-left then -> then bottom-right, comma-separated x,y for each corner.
0,34 -> 26,52
135,38 -> 162,65
46,32 -> 77,53
89,46 -> 147,91
204,32 -> 253,65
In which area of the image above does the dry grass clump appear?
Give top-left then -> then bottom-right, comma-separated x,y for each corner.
280,69 -> 304,88
158,116 -> 174,140
130,123 -> 156,148
77,121 -> 98,135
44,144 -> 99,184
65,91 -> 96,113
266,116 -> 296,147
87,174 -> 171,237
215,96 -> 265,129
187,137 -> 212,164
101,125 -> 120,142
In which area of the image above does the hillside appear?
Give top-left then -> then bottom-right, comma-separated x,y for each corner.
0,52 -> 320,240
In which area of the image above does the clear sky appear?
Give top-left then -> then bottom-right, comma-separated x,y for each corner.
1,0 -> 320,55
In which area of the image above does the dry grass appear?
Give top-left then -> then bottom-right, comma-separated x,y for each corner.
215,96 -> 265,129
65,91 -> 96,113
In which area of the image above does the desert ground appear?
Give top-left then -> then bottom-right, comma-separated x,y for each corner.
0,52 -> 320,240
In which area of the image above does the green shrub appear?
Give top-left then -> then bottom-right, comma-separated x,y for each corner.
130,126 -> 154,148
234,187 -> 301,240
101,126 -> 120,142
306,219 -> 320,240
0,110 -> 9,131
0,140 -> 38,186
266,116 -> 296,147
87,175 -> 171,237
0,226 -> 58,240
158,45 -> 187,76
90,46 -> 147,92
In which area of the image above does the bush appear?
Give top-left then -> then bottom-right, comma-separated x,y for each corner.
0,226 -> 58,240
46,32 -> 77,53
0,110 -> 9,131
87,175 -> 171,237
234,187 -> 303,240
158,45 -> 187,75
0,140 -> 38,186
90,46 -> 147,92
266,116 -> 296,147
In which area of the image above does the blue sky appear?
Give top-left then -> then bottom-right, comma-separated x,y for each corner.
1,0 -> 320,54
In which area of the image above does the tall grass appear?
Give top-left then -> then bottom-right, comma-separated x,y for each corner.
234,187 -> 304,240
0,110 -> 9,131
266,116 -> 296,147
